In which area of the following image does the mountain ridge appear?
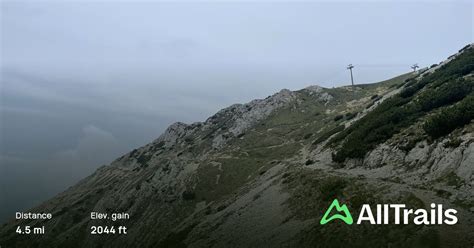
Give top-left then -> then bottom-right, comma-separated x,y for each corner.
1,44 -> 473,248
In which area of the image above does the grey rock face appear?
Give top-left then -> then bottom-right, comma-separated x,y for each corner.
156,122 -> 189,148
364,144 -> 405,169
207,89 -> 298,148
458,142 -> 474,181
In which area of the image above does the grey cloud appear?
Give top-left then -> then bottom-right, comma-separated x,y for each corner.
54,125 -> 124,170
0,125 -> 127,222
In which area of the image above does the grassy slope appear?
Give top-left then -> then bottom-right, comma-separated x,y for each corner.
329,46 -> 474,162
192,73 -> 411,203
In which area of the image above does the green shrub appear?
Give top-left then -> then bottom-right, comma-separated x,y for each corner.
319,177 -> 347,201
418,79 -> 473,111
345,112 -> 358,120
444,138 -> 463,148
424,94 -> 474,138
182,190 -> 196,201
137,154 -> 152,167
333,115 -> 344,121
312,125 -> 345,145
156,141 -> 165,148
184,136 -> 193,143
400,85 -> 419,98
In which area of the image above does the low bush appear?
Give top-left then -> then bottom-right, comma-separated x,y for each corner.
182,190 -> 196,201
443,138 -> 463,148
345,112 -> 358,120
333,115 -> 344,121
424,94 -> 474,138
312,125 -> 345,145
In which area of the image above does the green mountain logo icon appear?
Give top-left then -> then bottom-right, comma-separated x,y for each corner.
320,199 -> 353,225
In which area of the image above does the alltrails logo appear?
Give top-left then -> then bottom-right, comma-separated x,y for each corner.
320,199 -> 458,225
320,199 -> 353,225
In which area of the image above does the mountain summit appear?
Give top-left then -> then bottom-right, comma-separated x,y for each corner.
1,44 -> 473,247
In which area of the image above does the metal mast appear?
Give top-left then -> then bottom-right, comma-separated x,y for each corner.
347,64 -> 354,86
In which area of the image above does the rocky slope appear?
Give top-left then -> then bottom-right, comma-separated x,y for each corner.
1,44 -> 473,248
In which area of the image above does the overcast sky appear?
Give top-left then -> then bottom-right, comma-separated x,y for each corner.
0,0 -> 472,223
